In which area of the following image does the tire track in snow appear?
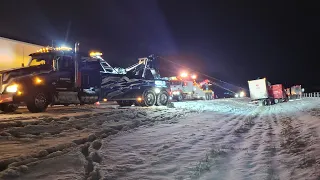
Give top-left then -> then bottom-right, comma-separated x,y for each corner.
97,102 -> 256,180
274,100 -> 320,180
182,104 -> 260,180
206,106 -> 267,180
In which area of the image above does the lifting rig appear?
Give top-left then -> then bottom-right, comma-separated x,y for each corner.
0,43 -> 170,113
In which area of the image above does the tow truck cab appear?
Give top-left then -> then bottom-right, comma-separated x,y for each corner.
0,44 -> 170,113
0,44 -> 101,113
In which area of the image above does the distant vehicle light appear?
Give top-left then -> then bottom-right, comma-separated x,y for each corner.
239,91 -> 245,97
103,98 -> 107,102
172,91 -> 180,95
137,97 -> 142,102
191,74 -> 197,79
180,72 -> 188,78
235,93 -> 239,98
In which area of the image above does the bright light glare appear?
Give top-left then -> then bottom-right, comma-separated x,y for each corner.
35,77 -> 43,84
191,74 -> 197,79
239,91 -> 245,97
154,88 -> 161,94
172,91 -> 180,95
137,97 -> 142,101
235,93 -> 239,98
90,52 -> 103,57
180,72 -> 188,78
6,84 -> 18,93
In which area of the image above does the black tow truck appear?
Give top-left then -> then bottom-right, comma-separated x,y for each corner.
0,43 -> 170,113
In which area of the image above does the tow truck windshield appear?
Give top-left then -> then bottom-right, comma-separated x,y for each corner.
28,55 -> 52,67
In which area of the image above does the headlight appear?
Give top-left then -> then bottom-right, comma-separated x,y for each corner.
173,91 -> 180,95
154,88 -> 161,94
6,84 -> 18,93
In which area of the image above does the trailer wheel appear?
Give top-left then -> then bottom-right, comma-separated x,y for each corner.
262,100 -> 268,106
27,91 -> 49,113
142,89 -> 156,106
156,91 -> 169,106
0,103 -> 19,113
274,99 -> 279,104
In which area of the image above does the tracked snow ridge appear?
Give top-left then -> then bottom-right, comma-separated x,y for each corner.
0,105 -> 191,179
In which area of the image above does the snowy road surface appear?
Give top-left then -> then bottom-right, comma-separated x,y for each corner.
0,98 -> 320,180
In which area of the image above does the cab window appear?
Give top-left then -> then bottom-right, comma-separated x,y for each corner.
29,59 -> 46,66
59,56 -> 74,71
54,56 -> 74,71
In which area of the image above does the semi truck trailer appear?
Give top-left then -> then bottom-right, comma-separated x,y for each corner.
0,37 -> 43,70
248,78 -> 288,106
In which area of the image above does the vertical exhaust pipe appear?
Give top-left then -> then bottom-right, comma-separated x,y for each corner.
74,42 -> 81,88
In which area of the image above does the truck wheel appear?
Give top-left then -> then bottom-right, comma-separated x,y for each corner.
177,94 -> 183,101
27,91 -> 49,113
142,89 -> 156,106
156,91 -> 169,106
262,100 -> 268,106
0,103 -> 19,113
274,99 -> 279,104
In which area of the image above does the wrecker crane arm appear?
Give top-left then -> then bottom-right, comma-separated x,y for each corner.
125,55 -> 160,79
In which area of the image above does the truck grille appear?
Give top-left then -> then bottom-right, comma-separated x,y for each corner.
0,74 -> 2,93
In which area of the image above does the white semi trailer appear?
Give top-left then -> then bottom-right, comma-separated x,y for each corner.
0,37 -> 43,70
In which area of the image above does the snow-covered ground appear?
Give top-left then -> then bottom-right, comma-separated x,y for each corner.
0,98 -> 320,180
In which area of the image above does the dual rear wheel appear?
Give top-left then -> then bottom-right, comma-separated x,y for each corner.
140,89 -> 169,106
116,89 -> 169,107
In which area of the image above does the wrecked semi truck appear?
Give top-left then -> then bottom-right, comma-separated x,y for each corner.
248,78 -> 288,106
169,76 -> 213,101
0,43 -> 170,113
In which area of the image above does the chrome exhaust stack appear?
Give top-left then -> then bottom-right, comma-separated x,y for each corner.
74,42 -> 80,88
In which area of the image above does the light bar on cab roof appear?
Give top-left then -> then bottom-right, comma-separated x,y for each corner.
90,52 -> 103,57
36,46 -> 72,53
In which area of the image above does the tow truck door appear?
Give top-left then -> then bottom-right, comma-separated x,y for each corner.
54,56 -> 74,91
80,60 -> 101,89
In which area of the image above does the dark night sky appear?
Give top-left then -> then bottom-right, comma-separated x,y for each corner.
0,0 -> 319,92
